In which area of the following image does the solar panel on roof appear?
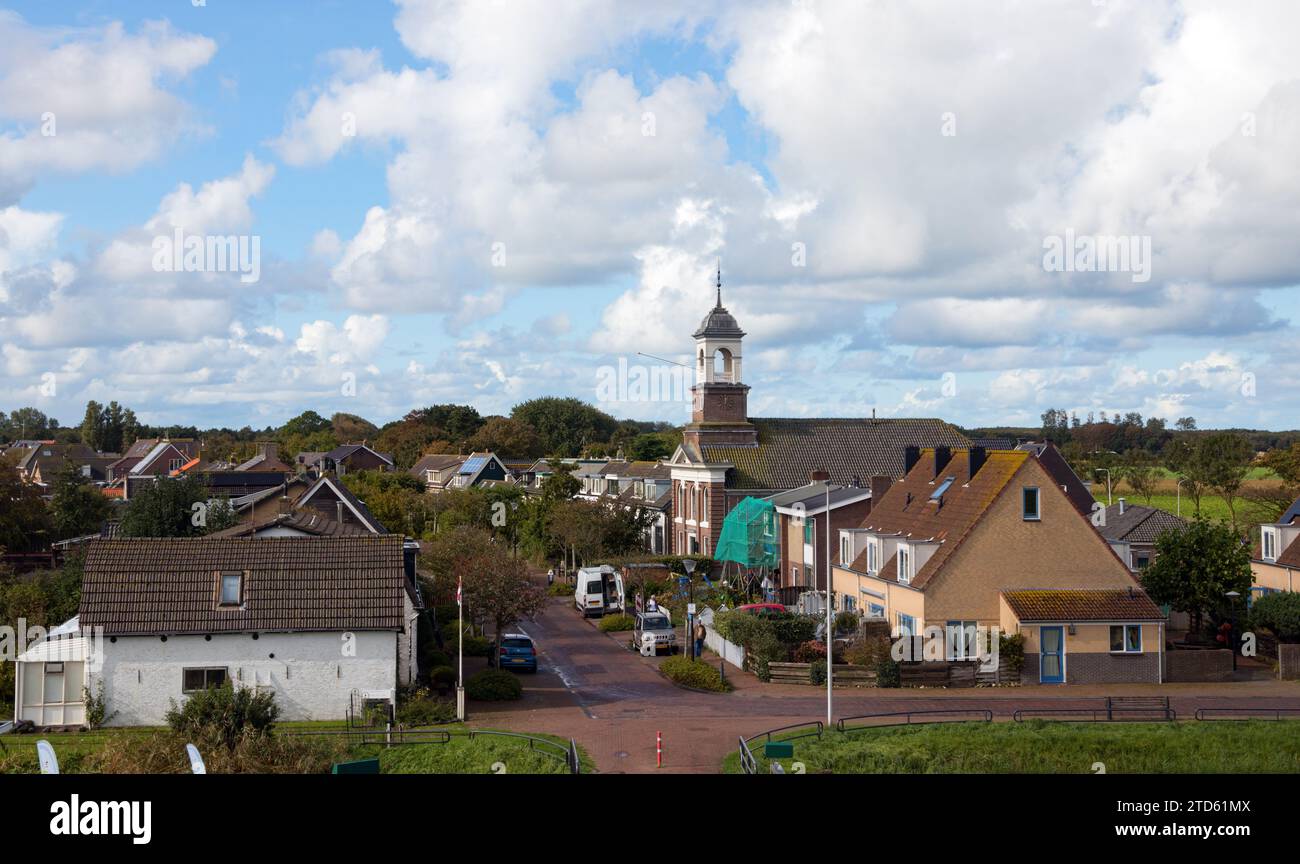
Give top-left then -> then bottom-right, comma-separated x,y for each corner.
930,476 -> 955,500
459,455 -> 487,474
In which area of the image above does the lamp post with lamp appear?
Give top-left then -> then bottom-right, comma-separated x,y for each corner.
1225,590 -> 1241,671
682,558 -> 696,660
1095,468 -> 1113,506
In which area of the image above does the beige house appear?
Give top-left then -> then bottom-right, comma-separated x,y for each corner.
831,446 -> 1163,684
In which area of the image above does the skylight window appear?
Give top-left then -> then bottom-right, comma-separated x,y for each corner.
930,476 -> 955,500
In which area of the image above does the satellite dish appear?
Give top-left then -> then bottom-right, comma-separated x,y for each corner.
186,743 -> 207,774
36,740 -> 59,775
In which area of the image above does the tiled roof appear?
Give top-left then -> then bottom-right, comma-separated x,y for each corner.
409,453 -> 467,477
853,448 -> 1030,589
299,475 -> 389,534
701,418 -> 969,490
209,510 -> 371,538
1099,503 -> 1186,545
1276,536 -> 1300,568
1002,588 -> 1165,622
79,536 -> 405,635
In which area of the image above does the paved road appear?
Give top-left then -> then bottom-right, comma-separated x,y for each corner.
467,597 -> 1300,774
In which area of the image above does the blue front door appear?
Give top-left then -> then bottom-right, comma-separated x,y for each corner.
1040,626 -> 1064,683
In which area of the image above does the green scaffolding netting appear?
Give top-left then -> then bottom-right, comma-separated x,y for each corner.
713,496 -> 778,569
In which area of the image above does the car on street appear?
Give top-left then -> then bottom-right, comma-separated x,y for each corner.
633,610 -> 677,655
736,603 -> 788,616
495,633 -> 538,673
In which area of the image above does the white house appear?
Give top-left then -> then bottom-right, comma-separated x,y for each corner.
15,535 -> 420,728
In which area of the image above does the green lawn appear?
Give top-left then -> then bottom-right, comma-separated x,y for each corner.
723,720 -> 1300,774
356,729 -> 594,774
0,724 -> 592,774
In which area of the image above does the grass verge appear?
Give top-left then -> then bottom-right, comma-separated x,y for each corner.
723,720 -> 1300,774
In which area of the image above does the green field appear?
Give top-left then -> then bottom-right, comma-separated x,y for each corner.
724,720 -> 1300,774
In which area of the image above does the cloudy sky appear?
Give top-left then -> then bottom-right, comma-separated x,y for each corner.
2,0 -> 1298,432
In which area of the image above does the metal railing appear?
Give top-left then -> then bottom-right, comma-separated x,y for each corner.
837,709 -> 992,733
1194,707 -> 1300,721
738,736 -> 757,775
1014,697 -> 1175,722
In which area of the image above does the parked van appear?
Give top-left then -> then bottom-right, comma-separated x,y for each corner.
574,565 -> 625,617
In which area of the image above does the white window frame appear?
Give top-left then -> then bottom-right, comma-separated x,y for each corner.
1109,624 -> 1143,654
867,539 -> 877,574
1262,527 -> 1277,561
945,620 -> 978,661
840,533 -> 851,566
897,544 -> 911,585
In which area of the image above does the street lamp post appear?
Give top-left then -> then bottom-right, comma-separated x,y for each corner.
824,482 -> 833,728
1225,590 -> 1241,672
1095,468 -> 1113,506
682,558 -> 696,660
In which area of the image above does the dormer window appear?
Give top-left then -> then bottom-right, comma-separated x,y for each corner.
840,533 -> 851,566
898,544 -> 911,585
1262,527 -> 1278,562
218,571 -> 244,606
1022,487 -> 1040,521
867,539 -> 877,574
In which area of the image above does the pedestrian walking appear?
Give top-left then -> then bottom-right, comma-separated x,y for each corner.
694,619 -> 706,659
547,568 -> 555,586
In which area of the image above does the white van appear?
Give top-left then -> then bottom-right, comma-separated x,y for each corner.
574,565 -> 625,617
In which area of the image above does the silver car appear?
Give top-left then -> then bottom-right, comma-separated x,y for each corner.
634,610 -> 677,655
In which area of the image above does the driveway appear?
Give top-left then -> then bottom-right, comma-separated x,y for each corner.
466,597 -> 1300,774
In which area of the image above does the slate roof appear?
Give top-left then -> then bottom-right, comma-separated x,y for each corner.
850,448 -> 1029,589
78,536 -> 406,635
209,510 -> 371,538
1098,503 -> 1186,545
325,443 -> 394,466
409,453 -> 467,477
1001,588 -> 1165,622
701,418 -> 969,490
298,475 -> 389,534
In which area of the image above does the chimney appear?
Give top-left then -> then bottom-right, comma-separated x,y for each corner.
260,442 -> 279,462
903,446 -> 921,476
934,446 -> 952,478
336,500 -> 345,525
1118,497 -> 1126,515
869,475 -> 892,507
968,446 -> 987,479
810,468 -> 831,484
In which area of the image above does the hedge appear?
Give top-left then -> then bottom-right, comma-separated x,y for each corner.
659,655 -> 730,692
465,669 -> 523,701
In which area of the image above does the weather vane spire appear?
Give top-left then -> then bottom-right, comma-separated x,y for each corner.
715,259 -> 722,307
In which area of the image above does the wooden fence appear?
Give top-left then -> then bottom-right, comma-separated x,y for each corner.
768,662 -> 877,687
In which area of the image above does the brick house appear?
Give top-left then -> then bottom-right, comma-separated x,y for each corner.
1252,494 -> 1300,596
768,479 -> 877,594
830,446 -> 1163,684
667,274 -> 968,559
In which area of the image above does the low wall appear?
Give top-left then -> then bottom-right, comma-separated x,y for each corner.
1164,648 -> 1233,682
1280,644 -> 1300,681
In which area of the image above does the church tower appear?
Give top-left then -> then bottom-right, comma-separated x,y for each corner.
682,266 -> 758,449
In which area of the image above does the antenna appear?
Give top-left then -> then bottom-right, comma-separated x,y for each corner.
636,352 -> 690,368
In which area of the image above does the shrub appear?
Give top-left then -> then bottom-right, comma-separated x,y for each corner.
845,635 -> 891,668
770,613 -> 819,646
424,650 -> 451,669
1249,592 -> 1300,643
809,658 -> 827,685
434,604 -> 459,625
430,665 -> 457,688
875,656 -> 901,688
165,682 -> 279,749
547,581 -> 572,597
998,632 -> 1026,673
397,696 -> 458,726
83,684 -> 114,729
793,639 -> 827,663
84,730 -> 345,774
834,610 -> 860,635
465,669 -> 523,701
598,613 -> 634,632
660,655 -> 729,692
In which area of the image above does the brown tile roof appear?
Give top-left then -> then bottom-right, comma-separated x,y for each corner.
79,536 -> 405,635
1276,536 -> 1300,568
409,453 -> 467,477
1001,588 -> 1165,622
702,417 -> 969,490
208,510 -> 371,538
856,448 -> 1030,589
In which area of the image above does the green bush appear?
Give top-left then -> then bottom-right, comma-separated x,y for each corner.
809,658 -> 827,685
425,650 -> 451,669
435,604 -> 459,625
770,613 -> 819,646
660,655 -> 730,692
598,613 -> 634,632
165,682 -> 280,749
998,632 -> 1026,673
834,610 -> 860,635
430,665 -> 457,688
875,656 -> 901,688
1249,592 -> 1300,643
465,669 -> 523,701
547,581 -> 572,597
397,697 -> 458,726
442,621 -> 491,656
